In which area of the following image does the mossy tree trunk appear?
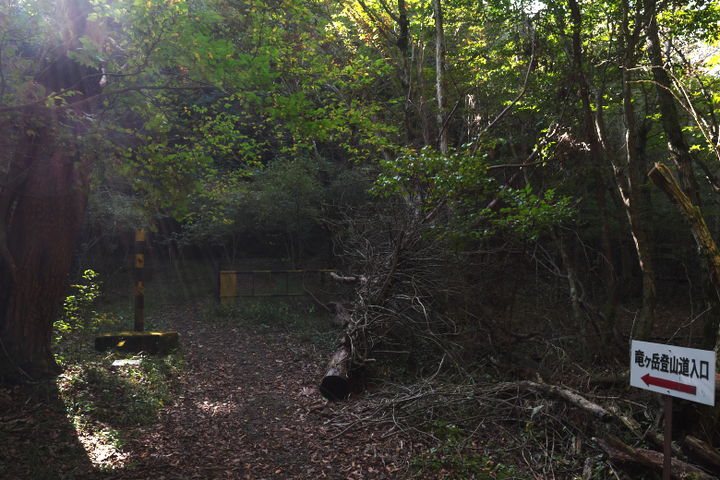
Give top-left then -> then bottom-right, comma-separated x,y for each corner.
649,164 -> 720,443
648,165 -> 720,340
647,12 -> 720,351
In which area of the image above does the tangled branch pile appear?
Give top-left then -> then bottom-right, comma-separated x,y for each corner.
328,373 -> 616,478
321,197 -> 547,398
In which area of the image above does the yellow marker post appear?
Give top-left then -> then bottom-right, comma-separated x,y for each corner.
134,229 -> 145,332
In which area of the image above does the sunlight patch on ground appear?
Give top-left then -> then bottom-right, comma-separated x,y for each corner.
195,399 -> 238,416
75,423 -> 130,470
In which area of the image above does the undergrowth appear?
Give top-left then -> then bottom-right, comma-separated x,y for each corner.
203,297 -> 340,349
58,355 -> 184,430
39,260 -> 194,475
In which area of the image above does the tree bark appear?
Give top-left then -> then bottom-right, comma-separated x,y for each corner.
568,0 -> 618,353
0,0 -> 102,381
648,12 -> 720,352
648,165 -> 720,301
397,0 -> 410,81
595,435 -> 718,480
554,229 -> 592,362
519,381 -> 613,422
649,164 -> 720,445
683,435 -> 720,471
433,0 -> 448,153
596,0 -> 656,341
320,345 -> 353,400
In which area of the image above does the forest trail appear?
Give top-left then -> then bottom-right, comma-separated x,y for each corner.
119,303 -> 404,480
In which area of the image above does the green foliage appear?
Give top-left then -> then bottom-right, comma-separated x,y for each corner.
253,157 -> 326,264
375,145 -> 575,242
410,421 -> 521,479
54,270 -> 107,359
659,1 -> 720,42
85,189 -> 146,234
173,156 -> 327,266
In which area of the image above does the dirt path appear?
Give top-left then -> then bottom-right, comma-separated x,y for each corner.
117,304 -> 404,479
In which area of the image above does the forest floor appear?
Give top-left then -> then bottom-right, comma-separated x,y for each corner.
2,290 -> 718,479
115,301 -> 410,479
0,301 -> 436,480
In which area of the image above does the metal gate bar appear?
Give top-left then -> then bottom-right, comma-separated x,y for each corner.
218,269 -> 335,303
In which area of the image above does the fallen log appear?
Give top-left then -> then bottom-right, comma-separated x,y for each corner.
329,272 -> 367,284
320,342 -> 353,400
605,401 -> 683,457
683,435 -> 720,473
520,381 -> 612,422
595,435 -> 717,480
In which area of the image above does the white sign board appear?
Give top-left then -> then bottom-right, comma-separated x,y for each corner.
630,340 -> 716,406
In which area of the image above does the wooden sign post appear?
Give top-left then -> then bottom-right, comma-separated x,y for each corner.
631,340 -> 716,479
134,229 -> 145,332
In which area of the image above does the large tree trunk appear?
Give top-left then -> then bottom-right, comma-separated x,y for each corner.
649,164 -> 720,444
0,158 -> 91,379
0,0 -> 101,381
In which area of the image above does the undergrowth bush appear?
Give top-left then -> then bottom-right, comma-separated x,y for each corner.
53,270 -> 107,362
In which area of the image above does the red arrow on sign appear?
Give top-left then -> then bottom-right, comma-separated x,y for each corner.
641,374 -> 697,395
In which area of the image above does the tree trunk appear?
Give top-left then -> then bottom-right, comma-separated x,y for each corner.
0,131 -> 91,380
0,0 -> 101,381
596,77 -> 656,341
568,0 -> 618,353
648,165 -> 720,294
607,176 -> 634,297
649,164 -> 720,443
648,13 -> 720,351
600,0 -> 656,340
397,0 -> 411,143
683,435 -> 720,471
554,229 -> 592,362
433,0 -> 448,153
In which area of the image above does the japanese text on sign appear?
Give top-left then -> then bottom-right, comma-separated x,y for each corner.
633,350 -> 710,380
